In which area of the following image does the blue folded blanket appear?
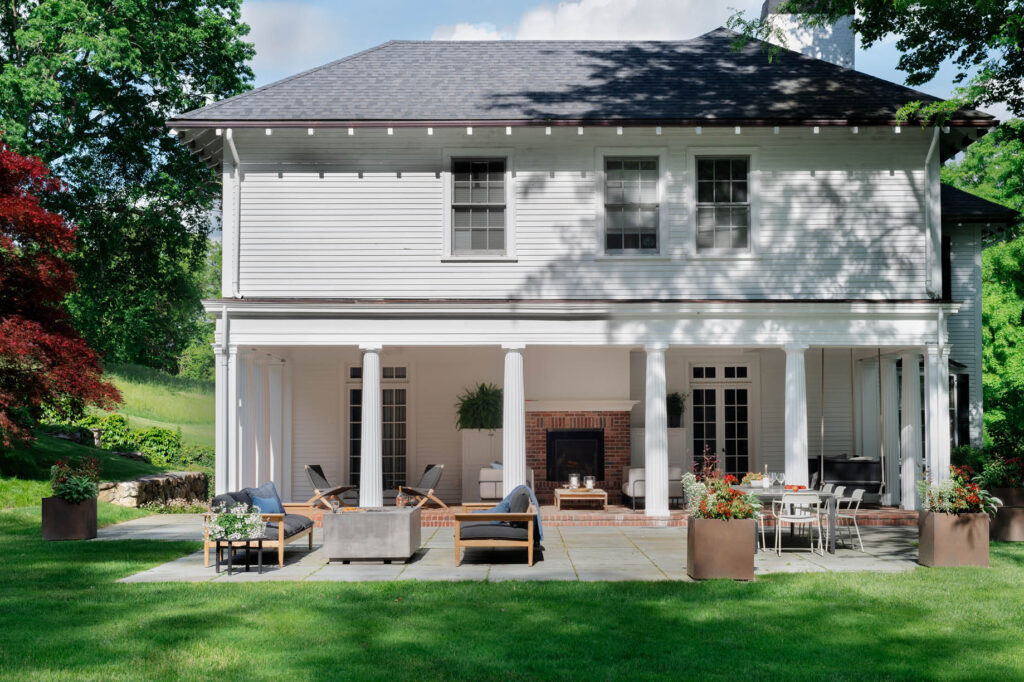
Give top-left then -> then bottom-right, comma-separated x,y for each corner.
472,484 -> 543,541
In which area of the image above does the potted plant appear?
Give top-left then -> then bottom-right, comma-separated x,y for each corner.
456,383 -> 504,501
204,502 -> 267,542
42,456 -> 102,540
917,467 -> 1001,567
666,392 -> 685,428
976,454 -> 1024,542
682,470 -> 760,580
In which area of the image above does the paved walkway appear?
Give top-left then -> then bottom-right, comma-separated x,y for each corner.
107,517 -> 919,583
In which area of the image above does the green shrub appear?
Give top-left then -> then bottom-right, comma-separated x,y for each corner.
177,326 -> 215,382
179,444 -> 215,469
455,383 -> 502,430
88,414 -> 136,451
135,427 -> 183,466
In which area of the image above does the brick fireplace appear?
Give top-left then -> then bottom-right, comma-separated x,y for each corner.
526,410 -> 631,503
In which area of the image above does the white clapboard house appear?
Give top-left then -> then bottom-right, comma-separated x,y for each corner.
168,12 -> 1016,515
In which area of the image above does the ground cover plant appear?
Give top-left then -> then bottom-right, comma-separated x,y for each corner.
0,505 -> 1023,681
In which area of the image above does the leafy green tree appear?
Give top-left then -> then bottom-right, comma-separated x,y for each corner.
177,240 -> 220,381
0,0 -> 253,371
728,1 -> 1024,122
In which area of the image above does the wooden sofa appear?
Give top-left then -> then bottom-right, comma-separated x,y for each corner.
454,488 -> 538,566
204,490 -> 314,568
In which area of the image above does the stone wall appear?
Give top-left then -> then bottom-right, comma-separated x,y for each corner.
526,411 -> 631,503
98,471 -> 208,508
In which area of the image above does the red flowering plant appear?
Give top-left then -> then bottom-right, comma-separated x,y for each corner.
48,455 -> 102,503
918,466 -> 1001,517
682,470 -> 761,520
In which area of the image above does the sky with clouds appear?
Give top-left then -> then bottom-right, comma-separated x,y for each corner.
240,0 -> 1009,120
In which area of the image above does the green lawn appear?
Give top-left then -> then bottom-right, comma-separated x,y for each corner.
0,505 -> 1022,681
104,363 -> 215,448
1,433 -> 171,509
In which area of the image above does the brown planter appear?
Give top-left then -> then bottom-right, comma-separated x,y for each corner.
991,487 -> 1024,542
41,496 -> 97,541
686,517 -> 756,580
918,511 -> 989,567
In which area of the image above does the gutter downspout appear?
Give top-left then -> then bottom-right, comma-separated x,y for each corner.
925,126 -> 942,298
225,129 -> 242,299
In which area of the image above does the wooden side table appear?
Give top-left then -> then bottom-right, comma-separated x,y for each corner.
554,488 -> 608,511
215,539 -> 264,575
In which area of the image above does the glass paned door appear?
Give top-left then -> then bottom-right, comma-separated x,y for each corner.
691,388 -> 717,463
691,387 -> 751,477
349,388 -> 362,486
382,388 -> 407,489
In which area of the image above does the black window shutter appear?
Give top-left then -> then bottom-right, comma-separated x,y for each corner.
941,235 -> 952,301
956,374 -> 971,446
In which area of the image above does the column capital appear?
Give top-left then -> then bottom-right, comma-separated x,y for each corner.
925,345 -> 941,357
501,343 -> 526,351
940,345 -> 951,361
228,343 -> 240,356
783,343 -> 810,354
359,343 -> 383,352
213,343 -> 227,356
644,342 -> 668,353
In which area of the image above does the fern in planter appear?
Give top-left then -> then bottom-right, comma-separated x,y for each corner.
456,383 -> 503,430
667,392 -> 686,428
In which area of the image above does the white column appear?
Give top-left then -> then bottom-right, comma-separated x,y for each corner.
936,346 -> 952,481
924,346 -> 950,483
359,345 -> 383,507
238,353 -> 256,489
281,360 -> 293,501
502,344 -> 527,497
880,357 -> 901,506
900,352 -> 923,510
227,345 -> 241,491
784,344 -> 810,487
267,358 -> 285,493
252,356 -> 269,486
644,343 -> 670,517
214,344 -> 229,495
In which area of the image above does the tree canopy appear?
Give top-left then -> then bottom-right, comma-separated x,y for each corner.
0,143 -> 119,446
0,0 -> 253,371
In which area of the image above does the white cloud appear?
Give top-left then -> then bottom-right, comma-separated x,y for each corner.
432,0 -> 764,43
431,22 -> 508,41
242,1 -> 340,78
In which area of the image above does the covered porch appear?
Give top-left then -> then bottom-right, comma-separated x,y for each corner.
208,299 -> 961,517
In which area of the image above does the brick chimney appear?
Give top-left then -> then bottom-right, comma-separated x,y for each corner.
760,0 -> 855,69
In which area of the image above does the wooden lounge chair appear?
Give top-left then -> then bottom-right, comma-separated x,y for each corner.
399,464 -> 448,509
303,464 -> 356,511
454,487 -> 538,566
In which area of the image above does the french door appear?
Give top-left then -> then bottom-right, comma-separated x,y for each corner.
348,365 -> 408,489
690,366 -> 752,476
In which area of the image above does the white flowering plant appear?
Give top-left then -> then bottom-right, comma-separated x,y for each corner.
204,502 -> 267,540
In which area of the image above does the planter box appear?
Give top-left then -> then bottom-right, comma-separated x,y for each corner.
686,517 -> 755,580
991,487 -> 1024,542
918,511 -> 989,567
41,497 -> 97,541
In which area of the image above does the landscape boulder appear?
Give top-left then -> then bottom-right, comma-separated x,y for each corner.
98,471 -> 208,508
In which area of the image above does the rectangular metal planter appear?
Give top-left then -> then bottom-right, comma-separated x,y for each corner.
991,488 -> 1024,542
323,507 -> 421,563
41,496 -> 97,541
918,511 -> 989,567
686,517 -> 756,581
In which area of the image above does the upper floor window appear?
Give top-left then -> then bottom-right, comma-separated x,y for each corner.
605,156 -> 659,252
452,158 -> 506,255
696,157 -> 750,252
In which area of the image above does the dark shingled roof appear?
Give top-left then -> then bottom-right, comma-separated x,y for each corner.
170,29 -> 992,126
942,184 -> 1019,223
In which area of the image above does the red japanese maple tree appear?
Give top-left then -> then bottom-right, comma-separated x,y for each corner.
0,142 -> 119,446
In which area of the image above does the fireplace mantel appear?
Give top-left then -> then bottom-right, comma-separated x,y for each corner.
525,399 -> 638,412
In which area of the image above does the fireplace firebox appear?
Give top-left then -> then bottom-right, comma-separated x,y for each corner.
546,430 -> 604,482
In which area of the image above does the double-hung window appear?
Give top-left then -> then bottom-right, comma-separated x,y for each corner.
604,156 -> 659,252
696,157 -> 750,252
451,158 -> 506,255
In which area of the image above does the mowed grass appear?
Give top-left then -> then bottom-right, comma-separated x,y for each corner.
104,364 -> 215,448
0,433 -> 171,509
0,506 -> 1023,681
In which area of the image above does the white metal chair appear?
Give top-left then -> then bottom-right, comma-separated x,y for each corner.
774,492 -> 823,556
821,483 -> 834,494
757,508 -> 775,551
834,488 -> 865,551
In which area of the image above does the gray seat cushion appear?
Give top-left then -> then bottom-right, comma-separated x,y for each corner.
263,514 -> 313,539
459,521 -> 530,541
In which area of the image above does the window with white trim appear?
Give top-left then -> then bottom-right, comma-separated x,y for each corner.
604,156 -> 659,252
451,158 -> 506,255
696,157 -> 750,252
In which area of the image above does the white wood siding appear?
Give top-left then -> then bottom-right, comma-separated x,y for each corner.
229,126 -> 930,300
946,225 -> 984,445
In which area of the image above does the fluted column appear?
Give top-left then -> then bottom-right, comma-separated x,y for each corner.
267,358 -> 285,492
644,343 -> 669,517
924,346 -> 948,483
880,357 -> 901,506
936,346 -> 952,482
502,344 -> 527,497
359,345 -> 383,507
252,356 -> 269,486
227,345 -> 241,491
214,344 -> 229,495
238,353 -> 257,489
900,352 -> 923,510
784,344 -> 810,487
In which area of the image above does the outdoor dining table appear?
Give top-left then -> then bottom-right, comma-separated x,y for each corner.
731,485 -> 839,554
